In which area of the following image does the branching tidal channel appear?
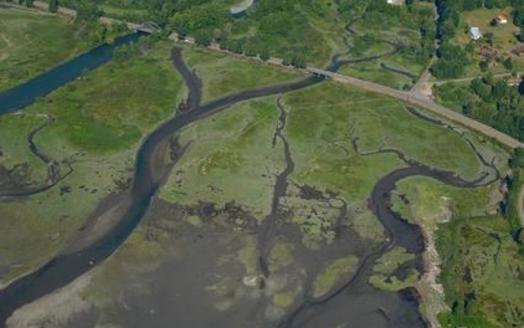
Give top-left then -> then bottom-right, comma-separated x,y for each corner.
0,44 -> 500,328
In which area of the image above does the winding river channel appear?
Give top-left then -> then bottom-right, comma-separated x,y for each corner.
0,39 -> 498,327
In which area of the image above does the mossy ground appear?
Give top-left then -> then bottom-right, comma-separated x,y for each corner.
369,247 -> 418,292
312,256 -> 359,298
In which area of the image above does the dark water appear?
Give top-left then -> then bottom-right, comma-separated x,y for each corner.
0,48 -> 321,326
0,33 -> 143,115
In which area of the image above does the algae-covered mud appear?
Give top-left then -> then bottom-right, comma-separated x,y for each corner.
0,5 -> 521,328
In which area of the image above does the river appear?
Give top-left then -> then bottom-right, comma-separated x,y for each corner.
0,42 -> 496,328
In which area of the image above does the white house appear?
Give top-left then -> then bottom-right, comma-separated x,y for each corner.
469,27 -> 482,41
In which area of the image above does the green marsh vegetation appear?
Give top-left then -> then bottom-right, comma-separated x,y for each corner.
90,78 -> 504,324
0,40 -> 184,284
181,46 -> 301,102
338,0 -> 436,89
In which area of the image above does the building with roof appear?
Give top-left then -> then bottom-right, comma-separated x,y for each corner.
469,27 -> 482,41
492,14 -> 508,25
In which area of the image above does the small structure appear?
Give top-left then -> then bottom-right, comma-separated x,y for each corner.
230,0 -> 254,17
387,0 -> 404,5
469,27 -> 482,41
492,14 -> 509,26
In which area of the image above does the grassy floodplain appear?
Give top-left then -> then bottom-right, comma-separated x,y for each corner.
0,5 -> 109,92
339,1 -> 435,89
24,46 -> 512,326
0,39 -> 184,284
182,46 -> 302,102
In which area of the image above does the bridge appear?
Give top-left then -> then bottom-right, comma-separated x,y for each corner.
135,22 -> 161,34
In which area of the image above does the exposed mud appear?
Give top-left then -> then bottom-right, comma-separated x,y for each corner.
0,43 -> 503,328
0,47 -> 321,325
258,97 -> 294,277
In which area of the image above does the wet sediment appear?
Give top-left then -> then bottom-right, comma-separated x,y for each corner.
258,97 -> 294,277
0,43 -> 502,328
0,48 -> 320,326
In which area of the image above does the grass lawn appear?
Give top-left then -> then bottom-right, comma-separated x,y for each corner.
457,7 -> 520,52
0,6 -> 93,92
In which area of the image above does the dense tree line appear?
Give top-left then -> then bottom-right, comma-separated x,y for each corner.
461,74 -> 524,142
47,0 -> 438,69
